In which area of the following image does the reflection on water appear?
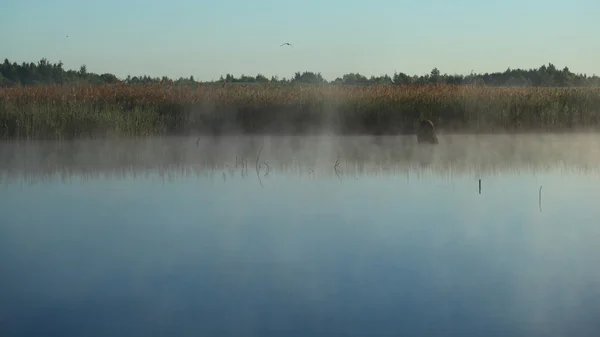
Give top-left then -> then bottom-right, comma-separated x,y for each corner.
1,134 -> 600,337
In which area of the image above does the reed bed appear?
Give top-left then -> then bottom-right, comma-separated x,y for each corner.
1,83 -> 600,139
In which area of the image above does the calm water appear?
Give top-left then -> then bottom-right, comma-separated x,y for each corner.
2,134 -> 600,337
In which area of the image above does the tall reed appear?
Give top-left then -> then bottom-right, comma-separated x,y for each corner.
1,83 -> 599,139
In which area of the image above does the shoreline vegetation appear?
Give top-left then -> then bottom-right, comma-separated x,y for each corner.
1,58 -> 600,140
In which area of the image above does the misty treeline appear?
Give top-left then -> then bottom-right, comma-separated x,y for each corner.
1,58 -> 599,88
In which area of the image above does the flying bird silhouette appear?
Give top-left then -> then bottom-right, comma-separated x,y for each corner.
280,43 -> 293,47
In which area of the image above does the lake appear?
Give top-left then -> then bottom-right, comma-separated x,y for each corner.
2,134 -> 600,337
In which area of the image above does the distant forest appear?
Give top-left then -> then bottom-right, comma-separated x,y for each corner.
1,58 -> 599,87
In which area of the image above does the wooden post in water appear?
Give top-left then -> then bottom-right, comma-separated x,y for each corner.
478,179 -> 481,194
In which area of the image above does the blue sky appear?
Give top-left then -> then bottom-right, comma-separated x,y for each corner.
2,0 -> 598,81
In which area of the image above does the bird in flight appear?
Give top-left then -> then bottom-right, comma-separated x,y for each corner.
280,42 -> 293,47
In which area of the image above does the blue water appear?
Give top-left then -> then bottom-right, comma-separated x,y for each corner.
1,136 -> 600,337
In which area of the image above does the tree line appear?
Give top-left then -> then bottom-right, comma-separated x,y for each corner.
1,57 -> 599,87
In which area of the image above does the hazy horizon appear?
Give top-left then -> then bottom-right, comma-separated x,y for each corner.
2,0 -> 598,81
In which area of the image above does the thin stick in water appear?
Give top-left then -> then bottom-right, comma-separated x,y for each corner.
256,144 -> 263,172
255,144 -> 264,187
539,185 -> 543,212
239,157 -> 247,177
334,153 -> 342,182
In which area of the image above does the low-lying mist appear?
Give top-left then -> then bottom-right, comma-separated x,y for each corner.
2,132 -> 600,182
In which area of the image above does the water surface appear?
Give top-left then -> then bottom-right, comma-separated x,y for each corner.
1,134 -> 600,337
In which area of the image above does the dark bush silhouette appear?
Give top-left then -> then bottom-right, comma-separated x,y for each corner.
416,119 -> 438,144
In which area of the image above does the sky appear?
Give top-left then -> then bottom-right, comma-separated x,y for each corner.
1,0 -> 599,81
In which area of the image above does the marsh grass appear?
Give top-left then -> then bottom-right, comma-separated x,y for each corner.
1,83 -> 600,139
